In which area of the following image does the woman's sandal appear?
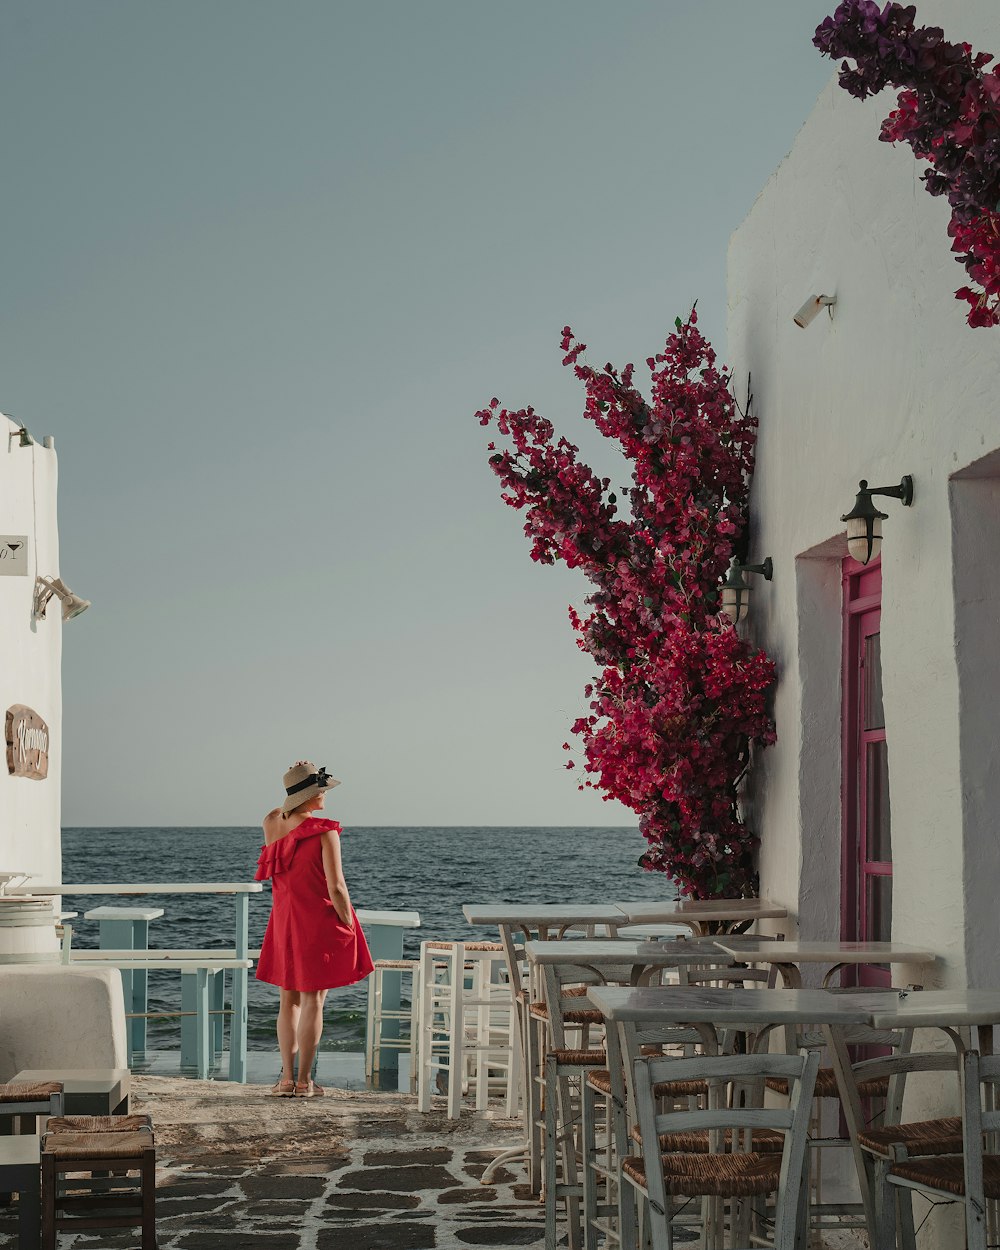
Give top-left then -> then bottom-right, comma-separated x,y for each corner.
294,1079 -> 324,1099
269,1078 -> 295,1097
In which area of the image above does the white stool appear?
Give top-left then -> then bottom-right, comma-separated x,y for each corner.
416,940 -> 516,1119
365,958 -> 421,1092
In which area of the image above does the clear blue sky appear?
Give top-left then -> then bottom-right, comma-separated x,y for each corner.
0,2 -> 836,827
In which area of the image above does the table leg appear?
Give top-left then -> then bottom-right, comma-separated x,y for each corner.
229,895 -> 249,1083
98,917 -> 139,1065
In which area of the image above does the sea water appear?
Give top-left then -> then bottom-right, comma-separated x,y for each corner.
62,826 -> 677,1053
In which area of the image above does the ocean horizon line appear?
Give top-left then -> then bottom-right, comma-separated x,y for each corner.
62,823 -> 641,831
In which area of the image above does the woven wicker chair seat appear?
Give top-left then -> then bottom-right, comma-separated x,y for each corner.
47,1114 -> 152,1135
857,1116 -> 962,1159
586,1069 -> 614,1094
0,1080 -> 62,1102
629,1124 -> 785,1154
549,1048 -> 606,1067
42,1129 -> 154,1160
530,984 -> 602,1025
425,941 -> 503,953
888,1153 -> 1000,1199
622,1149 -> 782,1197
765,1068 -> 888,1099
373,958 -> 419,971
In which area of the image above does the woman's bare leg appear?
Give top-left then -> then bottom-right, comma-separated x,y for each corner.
278,988 -> 301,1083
295,989 -> 328,1088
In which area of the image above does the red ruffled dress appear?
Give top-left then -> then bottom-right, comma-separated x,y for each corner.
255,816 -> 374,991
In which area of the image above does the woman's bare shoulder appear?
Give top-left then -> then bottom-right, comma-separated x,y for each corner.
262,808 -> 284,844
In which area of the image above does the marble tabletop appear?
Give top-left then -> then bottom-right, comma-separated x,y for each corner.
614,898 -> 788,925
587,985 -> 876,1025
714,939 -> 938,964
462,903 -> 625,927
525,938 -> 733,965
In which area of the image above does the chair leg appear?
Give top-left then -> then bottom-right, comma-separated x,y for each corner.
416,951 -> 433,1113
527,1010 -> 544,1196
544,1055 -> 560,1250
408,965 -> 421,1095
446,954 -> 462,1120
580,1078 -> 600,1250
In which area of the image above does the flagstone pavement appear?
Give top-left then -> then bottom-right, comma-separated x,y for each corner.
0,1075 -> 867,1248
0,1075 -> 551,1249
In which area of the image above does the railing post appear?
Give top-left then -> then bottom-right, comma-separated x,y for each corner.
230,894 -> 250,1083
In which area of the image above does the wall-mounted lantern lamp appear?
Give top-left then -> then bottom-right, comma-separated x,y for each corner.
33,576 -> 91,621
721,556 -> 773,624
793,294 -> 836,328
840,476 -> 914,566
8,426 -> 33,448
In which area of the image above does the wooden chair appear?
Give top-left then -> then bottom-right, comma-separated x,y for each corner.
537,960 -> 638,1250
582,1017 -> 719,1250
621,1048 -> 820,1250
875,1049 -> 1000,1250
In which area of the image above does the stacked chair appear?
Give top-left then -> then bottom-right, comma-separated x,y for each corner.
416,939 -> 518,1119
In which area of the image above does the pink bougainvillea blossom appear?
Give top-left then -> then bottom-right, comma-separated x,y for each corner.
815,1 -> 1000,328
475,310 -> 776,898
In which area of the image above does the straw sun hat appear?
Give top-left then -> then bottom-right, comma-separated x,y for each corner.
281,761 -> 341,815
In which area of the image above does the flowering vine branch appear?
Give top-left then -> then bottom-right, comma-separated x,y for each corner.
475,311 -> 776,898
815,1 -> 1000,328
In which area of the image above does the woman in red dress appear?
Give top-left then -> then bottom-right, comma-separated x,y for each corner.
256,760 -> 374,1097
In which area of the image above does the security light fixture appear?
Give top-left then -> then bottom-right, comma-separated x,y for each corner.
33,576 -> 91,621
721,556 -> 773,625
840,476 -> 914,566
8,426 -> 33,448
793,295 -> 836,328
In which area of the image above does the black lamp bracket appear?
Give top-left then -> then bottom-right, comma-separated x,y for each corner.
868,475 -> 914,508
742,557 -> 773,581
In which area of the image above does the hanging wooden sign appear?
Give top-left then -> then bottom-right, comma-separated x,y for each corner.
5,705 -> 49,779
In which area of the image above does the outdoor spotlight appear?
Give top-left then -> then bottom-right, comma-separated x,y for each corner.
721,556 -> 773,625
840,476 -> 914,566
8,426 -> 33,448
793,295 -> 836,328
33,576 -> 91,621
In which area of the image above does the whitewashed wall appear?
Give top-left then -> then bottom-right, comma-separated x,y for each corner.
728,0 -> 999,988
0,413 -> 62,882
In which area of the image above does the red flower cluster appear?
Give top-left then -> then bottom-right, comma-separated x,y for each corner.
475,311 -> 776,898
814,1 -> 1000,327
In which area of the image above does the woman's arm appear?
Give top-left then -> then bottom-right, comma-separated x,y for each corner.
320,828 -> 354,928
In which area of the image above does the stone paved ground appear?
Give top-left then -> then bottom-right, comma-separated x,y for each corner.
0,1076 -> 551,1249
0,1077 -> 869,1249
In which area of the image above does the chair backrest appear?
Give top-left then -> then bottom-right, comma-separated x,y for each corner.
850,1046 -> 959,1126
539,960 -> 637,1048
630,1049 -> 820,1250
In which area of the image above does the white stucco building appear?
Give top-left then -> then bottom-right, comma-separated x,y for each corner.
0,413 -> 63,882
728,1 -> 998,1241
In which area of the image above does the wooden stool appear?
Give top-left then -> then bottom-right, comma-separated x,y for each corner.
0,1081 -> 65,1135
41,1122 -> 156,1249
366,957 -> 421,1092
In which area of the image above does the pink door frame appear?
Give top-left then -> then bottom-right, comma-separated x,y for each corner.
841,557 -> 892,987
